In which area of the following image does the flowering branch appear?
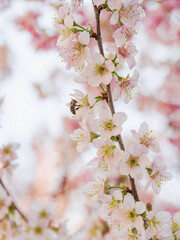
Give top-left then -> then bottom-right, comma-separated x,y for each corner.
92,2 -> 139,202
0,178 -> 28,222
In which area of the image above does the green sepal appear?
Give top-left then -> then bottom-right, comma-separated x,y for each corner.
90,132 -> 100,142
145,167 -> 153,176
110,136 -> 118,142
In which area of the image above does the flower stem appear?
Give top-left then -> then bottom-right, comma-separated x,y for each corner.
92,3 -> 139,202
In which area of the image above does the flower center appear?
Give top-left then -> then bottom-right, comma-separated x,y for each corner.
81,95 -> 90,107
140,130 -> 154,147
105,120 -> 115,130
126,156 -> 139,168
39,209 -> 48,218
3,146 -> 11,155
172,221 -> 180,234
95,65 -> 107,75
100,145 -> 116,159
77,133 -> 85,143
34,226 -> 42,235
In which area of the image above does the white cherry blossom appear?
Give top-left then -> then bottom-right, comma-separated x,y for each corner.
69,89 -> 96,120
144,164 -> 172,194
120,144 -> 149,179
111,193 -> 145,230
95,109 -> 127,139
77,53 -> 115,87
71,120 -> 91,152
131,121 -> 160,153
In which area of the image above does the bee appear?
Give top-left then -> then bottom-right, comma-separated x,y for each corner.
70,99 -> 80,115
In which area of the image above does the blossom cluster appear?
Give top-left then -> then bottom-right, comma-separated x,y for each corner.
0,0 -> 179,240
54,0 -> 180,239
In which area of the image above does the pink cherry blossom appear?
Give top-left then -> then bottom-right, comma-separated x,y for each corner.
113,26 -> 135,48
112,70 -> 139,103
106,42 -> 137,69
57,32 -> 91,70
109,0 -> 145,28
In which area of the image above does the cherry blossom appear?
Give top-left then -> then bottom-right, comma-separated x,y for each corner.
131,121 -> 161,153
113,26 -> 135,48
144,164 -> 172,194
85,175 -> 105,201
172,212 -> 180,239
71,120 -> 91,152
146,210 -> 172,239
29,200 -> 56,228
112,70 -> 139,103
109,0 -> 145,28
111,193 -> 145,230
69,89 -> 96,120
120,144 -> 149,179
57,31 -> 91,70
107,42 -> 137,69
94,109 -> 127,139
77,53 -> 115,87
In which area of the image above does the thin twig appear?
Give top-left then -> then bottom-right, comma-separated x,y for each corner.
92,3 -> 139,202
0,178 -> 28,222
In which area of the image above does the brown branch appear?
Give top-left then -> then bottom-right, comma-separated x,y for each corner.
92,3 -> 139,202
0,178 -> 28,222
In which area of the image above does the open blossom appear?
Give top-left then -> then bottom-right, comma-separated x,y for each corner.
29,200 -> 56,228
146,211 -> 172,239
94,109 -> 127,139
109,0 -> 145,28
100,190 -> 122,221
120,144 -> 149,179
117,42 -> 137,69
93,139 -> 123,162
113,26 -> 135,48
131,121 -> 160,153
144,164 -> 172,194
107,42 -> 137,69
112,70 -> 139,103
57,31 -> 91,70
89,139 -> 123,175
76,53 -> 115,87
85,176 -> 105,201
55,3 -> 74,40
111,193 -> 145,230
71,120 -> 91,152
0,143 -> 20,167
69,89 -> 96,120
172,212 -> 180,238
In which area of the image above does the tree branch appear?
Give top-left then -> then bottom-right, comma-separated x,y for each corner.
0,178 -> 28,222
92,3 -> 139,202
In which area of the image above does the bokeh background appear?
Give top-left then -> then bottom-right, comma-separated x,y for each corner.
0,0 -> 180,234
